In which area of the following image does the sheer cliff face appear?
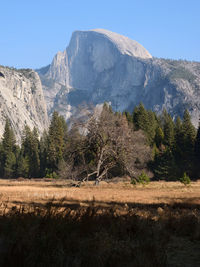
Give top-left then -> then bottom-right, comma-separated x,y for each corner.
0,66 -> 49,142
37,29 -> 200,126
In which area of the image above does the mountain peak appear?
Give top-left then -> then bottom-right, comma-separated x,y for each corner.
38,29 -> 200,128
87,28 -> 152,59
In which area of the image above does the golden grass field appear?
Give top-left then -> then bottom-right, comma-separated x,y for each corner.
0,178 -> 200,266
0,178 -> 200,209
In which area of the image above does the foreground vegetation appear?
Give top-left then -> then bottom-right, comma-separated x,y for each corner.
0,197 -> 200,266
0,179 -> 200,266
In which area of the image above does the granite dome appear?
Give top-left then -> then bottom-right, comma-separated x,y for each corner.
37,29 -> 200,127
89,29 -> 152,59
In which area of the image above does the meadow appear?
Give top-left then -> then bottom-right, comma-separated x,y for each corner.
0,179 -> 200,266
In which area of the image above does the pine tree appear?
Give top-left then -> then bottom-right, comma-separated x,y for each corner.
0,142 -> 4,177
194,119 -> 200,177
39,130 -> 49,177
174,117 -> 183,155
133,103 -> 149,131
155,126 -> 164,148
47,111 -> 67,172
174,116 -> 182,135
195,120 -> 200,159
17,154 -> 29,178
182,110 -> 196,143
146,110 -> 158,144
153,148 -> 176,180
31,127 -> 40,177
173,116 -> 185,176
2,118 -> 16,178
162,110 -> 175,148
4,152 -> 16,178
2,118 -> 16,154
132,104 -> 159,144
181,109 -> 196,177
21,125 -> 40,177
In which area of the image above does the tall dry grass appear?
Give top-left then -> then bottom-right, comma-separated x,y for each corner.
0,179 -> 200,266
0,198 -> 200,267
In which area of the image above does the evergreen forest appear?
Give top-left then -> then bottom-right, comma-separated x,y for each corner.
1,103 -> 200,183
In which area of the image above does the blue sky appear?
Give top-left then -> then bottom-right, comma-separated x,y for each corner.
1,0 -> 200,69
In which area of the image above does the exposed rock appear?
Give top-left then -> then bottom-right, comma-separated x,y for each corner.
0,72 -> 5,78
0,66 -> 49,142
37,29 -> 200,126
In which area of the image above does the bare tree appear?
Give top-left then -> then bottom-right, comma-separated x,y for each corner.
66,104 -> 152,183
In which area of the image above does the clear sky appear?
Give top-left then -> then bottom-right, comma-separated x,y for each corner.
1,0 -> 200,69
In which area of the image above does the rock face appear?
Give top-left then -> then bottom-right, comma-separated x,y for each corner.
37,29 -> 200,126
0,66 -> 49,142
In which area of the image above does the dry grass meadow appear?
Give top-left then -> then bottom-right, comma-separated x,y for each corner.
0,178 -> 200,266
0,178 -> 200,210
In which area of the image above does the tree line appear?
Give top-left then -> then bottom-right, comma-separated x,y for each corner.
124,103 -> 200,180
0,103 -> 200,182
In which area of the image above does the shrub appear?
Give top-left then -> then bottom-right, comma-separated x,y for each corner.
179,172 -> 191,185
131,171 -> 150,185
45,171 -> 58,179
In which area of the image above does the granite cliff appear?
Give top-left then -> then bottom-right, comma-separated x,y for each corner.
37,29 -> 200,126
0,66 -> 49,142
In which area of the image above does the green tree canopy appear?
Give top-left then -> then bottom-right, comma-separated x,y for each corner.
47,111 -> 68,172
2,118 -> 16,177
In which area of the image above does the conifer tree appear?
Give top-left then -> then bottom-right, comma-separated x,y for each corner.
4,151 -> 16,178
146,111 -> 158,144
132,103 -> 149,131
174,117 -> 183,154
21,125 -> 40,177
31,127 -> 40,177
47,111 -> 67,172
173,116 -> 185,176
162,110 -> 175,148
16,154 -> 29,178
181,109 -> 196,177
194,119 -> 200,177
2,118 -> 16,155
195,120 -> 200,160
133,104 -> 158,144
155,126 -> 164,148
182,110 -> 196,143
153,148 -> 176,180
39,130 -> 49,177
174,116 -> 182,135
2,118 -> 16,178
0,143 -> 3,176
